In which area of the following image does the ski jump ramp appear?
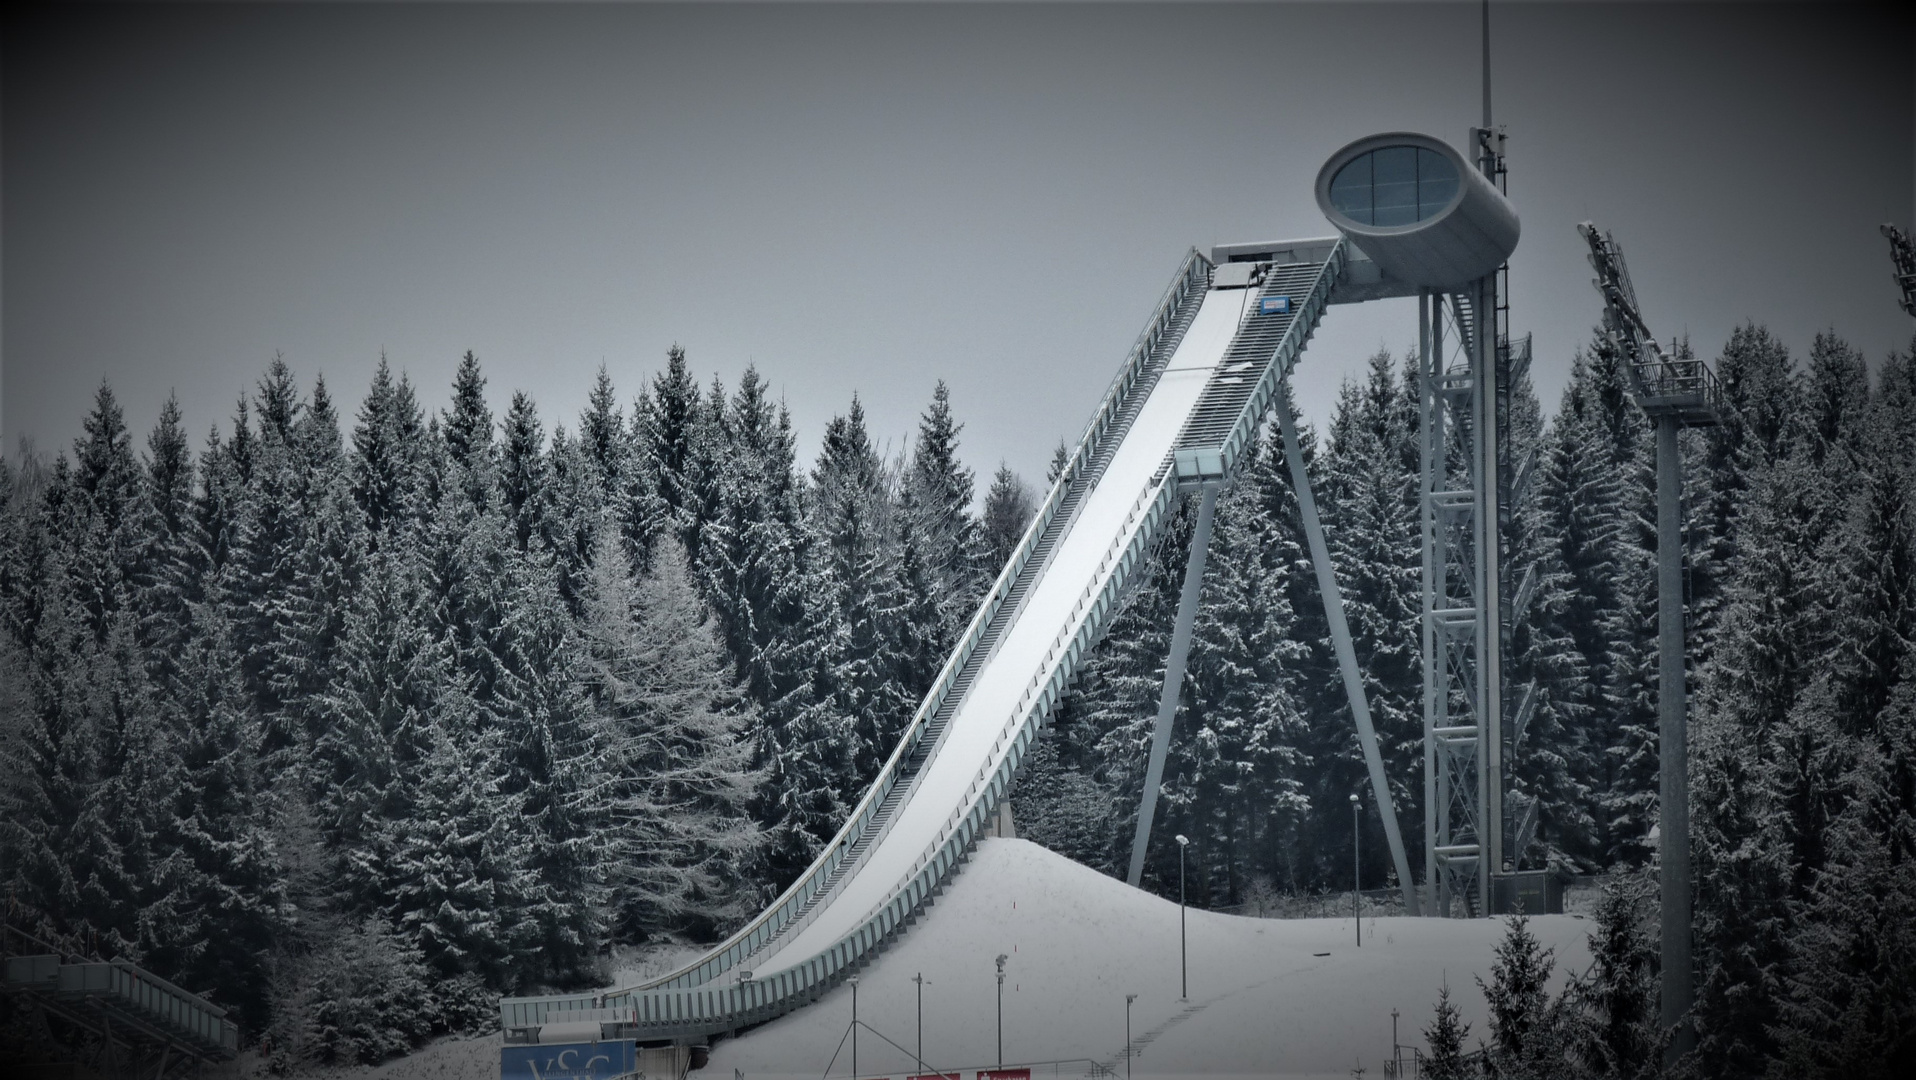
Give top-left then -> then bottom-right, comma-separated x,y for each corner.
503,236 -> 1412,1050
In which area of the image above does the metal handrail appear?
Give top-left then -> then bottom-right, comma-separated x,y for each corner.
1210,239 -> 1346,480
501,250 -> 1211,1031
838,470 -> 1174,935
652,464 -> 1178,1035
1632,357 -> 1723,408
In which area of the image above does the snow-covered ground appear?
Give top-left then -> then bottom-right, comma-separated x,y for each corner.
232,838 -> 1592,1080
711,839 -> 1594,1080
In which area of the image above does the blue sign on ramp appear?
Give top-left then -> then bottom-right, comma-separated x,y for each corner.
1261,295 -> 1293,315
502,1040 -> 637,1080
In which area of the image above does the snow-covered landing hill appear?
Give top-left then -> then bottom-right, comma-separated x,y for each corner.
711,838 -> 1594,1080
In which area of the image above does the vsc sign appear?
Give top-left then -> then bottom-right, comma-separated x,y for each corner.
501,1040 -> 637,1080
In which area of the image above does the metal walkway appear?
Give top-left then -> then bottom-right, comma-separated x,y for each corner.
502,240 -> 1348,1045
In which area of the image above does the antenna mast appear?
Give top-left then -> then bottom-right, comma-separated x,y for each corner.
1482,0 -> 1493,129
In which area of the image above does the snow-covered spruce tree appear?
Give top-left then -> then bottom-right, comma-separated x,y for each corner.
309,543 -> 446,911
67,382 -> 148,644
232,361 -> 366,763
493,542 -> 610,986
380,710 -> 534,1012
979,461 -> 1036,577
1171,432 -> 1314,904
137,394 -> 202,674
0,571 -> 161,963
887,505 -> 947,718
1005,725 -> 1117,872
501,390 -> 556,556
904,380 -> 988,645
1688,705 -> 1794,1078
350,357 -> 431,551
1766,748 -> 1916,1080
1686,324 -> 1797,662
1477,912 -> 1571,1080
809,396 -> 912,796
635,346 -> 702,553
142,595 -> 287,1034
1523,344 -> 1637,868
1258,403 -> 1349,889
1079,489 -> 1187,887
1423,981 -> 1478,1080
268,381 -> 362,758
686,368 -> 843,886
544,423 -> 602,617
1568,875 -> 1662,1080
1792,343 -> 1915,743
582,526 -> 765,942
1317,355 -> 1423,879
268,914 -> 433,1068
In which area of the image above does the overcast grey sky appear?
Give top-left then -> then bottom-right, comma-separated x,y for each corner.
4,2 -> 1910,492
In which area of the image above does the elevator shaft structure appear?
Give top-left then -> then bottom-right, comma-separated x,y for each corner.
1580,221 -> 1723,1062
1417,277 -> 1501,917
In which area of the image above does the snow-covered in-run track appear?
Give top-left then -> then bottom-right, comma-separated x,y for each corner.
502,240 -> 1349,1045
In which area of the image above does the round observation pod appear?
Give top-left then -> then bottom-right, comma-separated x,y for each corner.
1314,132 -> 1519,288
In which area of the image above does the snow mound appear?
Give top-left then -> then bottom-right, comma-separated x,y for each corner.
709,838 -> 1593,1080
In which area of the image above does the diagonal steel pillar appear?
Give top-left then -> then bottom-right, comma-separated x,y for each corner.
1126,486 -> 1219,887
1277,380 -> 1421,915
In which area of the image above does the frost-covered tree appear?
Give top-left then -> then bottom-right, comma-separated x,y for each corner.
980,462 -> 1035,577
583,528 -> 764,940
1477,912 -> 1569,1079
1423,981 -> 1476,1080
905,380 -> 986,641
1568,876 -> 1661,1079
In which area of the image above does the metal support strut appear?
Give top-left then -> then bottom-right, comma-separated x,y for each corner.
1657,414 -> 1694,1061
1278,380 -> 1421,916
1127,486 -> 1219,887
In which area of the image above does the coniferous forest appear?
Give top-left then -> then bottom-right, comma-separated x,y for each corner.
3,326 -> 1913,1074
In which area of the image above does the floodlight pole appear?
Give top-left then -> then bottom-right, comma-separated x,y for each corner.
995,954 -> 1007,1068
1351,793 -> 1362,946
1656,414 -> 1694,1063
1578,220 -> 1720,1068
1125,994 -> 1138,1080
1175,834 -> 1189,999
849,975 -> 859,1078
913,972 -> 926,1074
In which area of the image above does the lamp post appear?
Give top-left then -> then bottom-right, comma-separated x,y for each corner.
1350,793 -> 1361,947
849,975 -> 859,1078
912,972 -> 927,1074
1125,993 -> 1138,1080
1391,1006 -> 1401,1077
1175,834 -> 1190,999
995,954 -> 1008,1068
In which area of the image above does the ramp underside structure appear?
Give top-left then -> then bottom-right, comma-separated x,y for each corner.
505,240 -> 1377,1045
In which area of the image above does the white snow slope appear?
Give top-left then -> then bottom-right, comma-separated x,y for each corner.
709,839 -> 1593,1080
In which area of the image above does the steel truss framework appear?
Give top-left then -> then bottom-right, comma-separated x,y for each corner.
1419,282 -> 1501,917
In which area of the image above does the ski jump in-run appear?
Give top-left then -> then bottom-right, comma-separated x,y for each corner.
500,130 -> 1521,1064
